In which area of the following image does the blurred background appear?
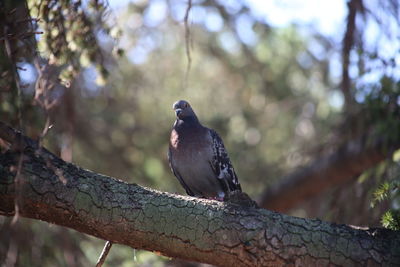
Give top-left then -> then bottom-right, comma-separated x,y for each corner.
0,0 -> 399,266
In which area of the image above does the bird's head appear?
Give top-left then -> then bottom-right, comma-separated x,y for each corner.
172,100 -> 197,121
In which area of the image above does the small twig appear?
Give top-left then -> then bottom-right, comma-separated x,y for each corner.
0,31 -> 43,41
183,0 -> 192,89
15,17 -> 41,24
38,115 -> 52,147
96,241 -> 113,267
8,8 -> 17,15
11,154 -> 24,225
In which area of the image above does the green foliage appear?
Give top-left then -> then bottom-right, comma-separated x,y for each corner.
363,77 -> 400,142
357,77 -> 400,230
27,0 -> 122,82
381,210 -> 400,230
370,157 -> 400,230
371,182 -> 391,208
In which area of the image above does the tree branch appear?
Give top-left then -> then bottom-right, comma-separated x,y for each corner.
342,0 -> 364,108
0,123 -> 399,266
258,134 -> 400,212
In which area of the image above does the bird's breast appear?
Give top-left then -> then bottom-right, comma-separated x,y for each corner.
169,128 -> 212,161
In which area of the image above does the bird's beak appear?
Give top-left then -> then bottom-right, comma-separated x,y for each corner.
175,108 -> 182,117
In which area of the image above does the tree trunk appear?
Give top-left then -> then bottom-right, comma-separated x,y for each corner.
0,123 -> 399,266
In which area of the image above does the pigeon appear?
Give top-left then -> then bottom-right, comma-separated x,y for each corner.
168,100 -> 242,200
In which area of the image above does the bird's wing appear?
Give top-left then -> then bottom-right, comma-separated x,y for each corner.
167,148 -> 195,196
209,129 -> 242,192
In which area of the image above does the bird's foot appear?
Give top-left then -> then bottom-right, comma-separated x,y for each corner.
225,191 -> 259,208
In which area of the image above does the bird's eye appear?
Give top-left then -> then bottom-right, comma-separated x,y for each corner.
184,103 -> 189,108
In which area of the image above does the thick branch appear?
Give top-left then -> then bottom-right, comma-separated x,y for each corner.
0,124 -> 400,266
258,135 -> 400,212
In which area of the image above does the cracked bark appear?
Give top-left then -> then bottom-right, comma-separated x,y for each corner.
0,127 -> 400,266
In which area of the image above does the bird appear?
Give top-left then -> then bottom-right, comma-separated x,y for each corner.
168,100 -> 242,201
